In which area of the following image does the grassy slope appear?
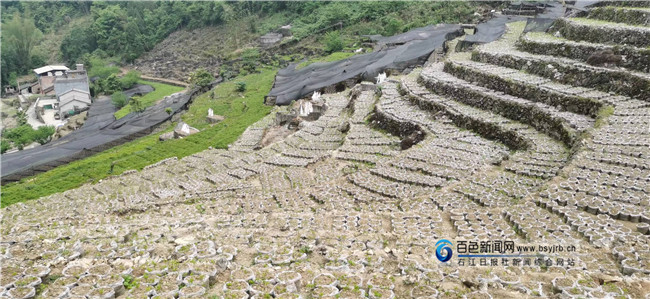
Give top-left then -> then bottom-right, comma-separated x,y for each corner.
114,80 -> 185,119
1,68 -> 275,207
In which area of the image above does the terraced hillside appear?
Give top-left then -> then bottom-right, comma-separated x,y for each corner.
2,5 -> 649,299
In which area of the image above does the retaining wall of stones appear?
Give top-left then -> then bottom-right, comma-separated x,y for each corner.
423,66 -> 577,146
399,80 -> 530,151
472,50 -> 650,102
517,33 -> 650,73
553,18 -> 650,48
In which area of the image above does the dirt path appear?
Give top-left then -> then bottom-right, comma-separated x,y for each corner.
120,67 -> 189,87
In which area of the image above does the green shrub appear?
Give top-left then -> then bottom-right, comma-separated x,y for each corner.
111,91 -> 128,109
165,107 -> 173,115
324,31 -> 343,53
241,48 -> 260,72
235,81 -> 247,92
120,70 -> 141,90
4,125 -> 35,145
1,139 -> 11,153
34,126 -> 55,145
130,96 -> 145,113
87,56 -> 120,79
101,74 -> 122,94
219,65 -> 236,80
114,80 -> 184,119
189,68 -> 215,89
383,17 -> 403,36
1,124 -> 54,149
16,110 -> 27,126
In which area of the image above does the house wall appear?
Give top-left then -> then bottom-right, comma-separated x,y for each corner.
59,91 -> 91,115
39,76 -> 56,94
59,99 -> 90,115
59,91 -> 91,106
30,85 -> 41,94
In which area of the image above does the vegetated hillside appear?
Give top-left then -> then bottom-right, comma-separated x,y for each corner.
131,19 -> 259,83
1,1 -> 485,89
1,1 -> 485,201
131,1 -> 484,82
1,68 -> 276,206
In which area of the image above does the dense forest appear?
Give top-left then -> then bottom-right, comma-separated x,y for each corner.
1,1 -> 480,89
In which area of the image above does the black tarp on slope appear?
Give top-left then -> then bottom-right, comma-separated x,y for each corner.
458,15 -> 527,50
536,1 -> 567,19
266,24 -> 464,105
521,2 -> 568,33
455,2 -> 565,51
1,86 -> 190,182
267,2 -> 568,106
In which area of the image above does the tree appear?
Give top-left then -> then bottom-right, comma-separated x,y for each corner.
241,48 -> 259,72
3,12 -> 43,73
91,5 -> 128,57
120,70 -> 141,89
8,72 -> 18,88
235,82 -> 247,92
111,91 -> 127,109
324,31 -> 343,53
4,124 -> 35,150
16,110 -> 27,126
383,18 -> 403,36
34,126 -> 55,145
1,139 -> 10,154
101,74 -> 122,94
130,96 -> 145,113
60,25 -> 97,64
188,68 -> 214,89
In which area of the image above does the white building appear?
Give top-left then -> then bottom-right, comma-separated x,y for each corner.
34,64 -> 91,119
57,88 -> 91,116
53,64 -> 91,117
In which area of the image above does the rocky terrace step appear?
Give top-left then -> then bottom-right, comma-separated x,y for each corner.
442,59 -> 609,116
518,31 -> 650,73
447,57 -> 648,112
587,6 -> 650,26
401,75 -> 536,151
420,63 -> 593,146
473,35 -> 650,101
553,17 -> 650,48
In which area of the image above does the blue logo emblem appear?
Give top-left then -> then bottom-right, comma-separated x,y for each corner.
435,239 -> 453,262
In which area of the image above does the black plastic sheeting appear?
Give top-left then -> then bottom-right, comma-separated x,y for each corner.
1,84 -> 193,182
523,18 -> 558,33
266,24 -> 464,105
519,1 -> 569,33
536,1 -> 567,19
463,15 -> 527,45
267,1 -> 571,106
459,1 -> 564,49
124,84 -> 155,98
